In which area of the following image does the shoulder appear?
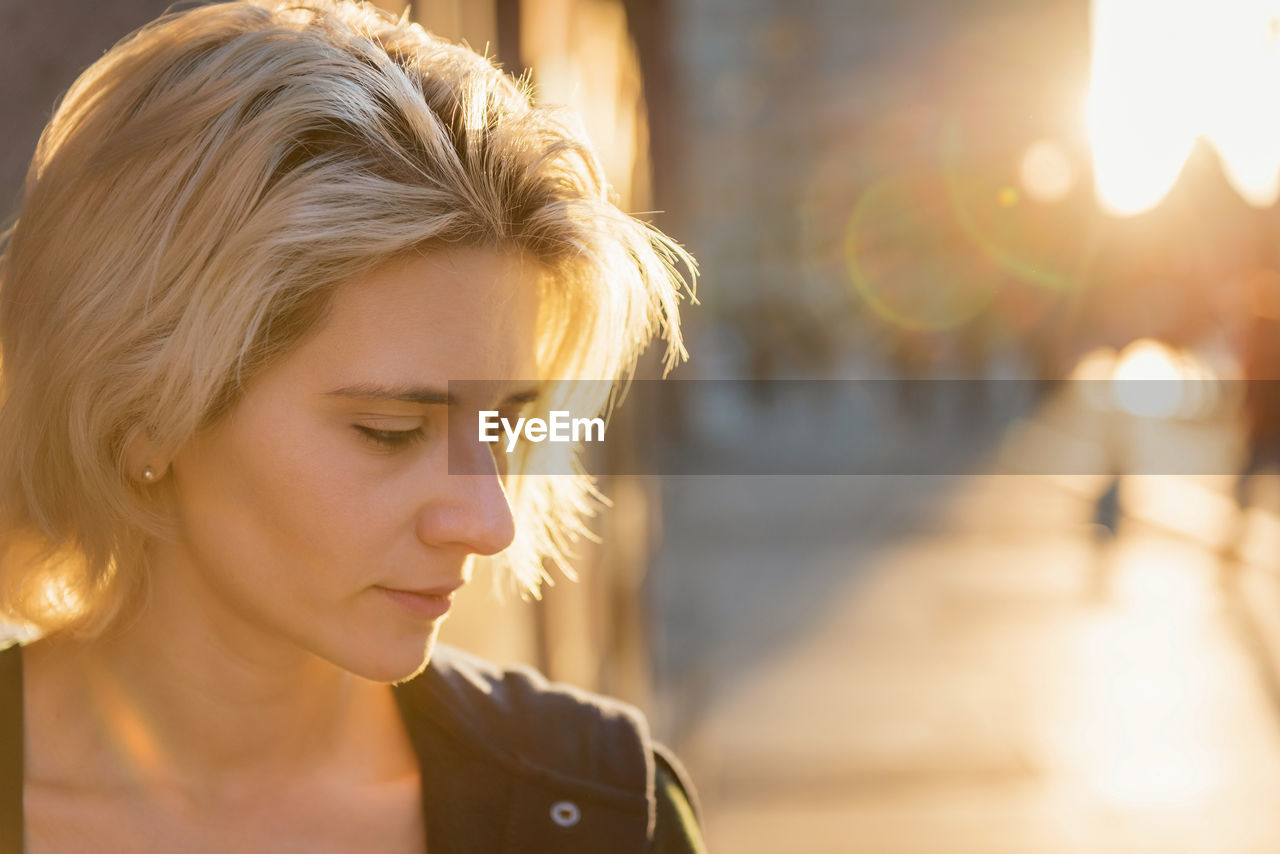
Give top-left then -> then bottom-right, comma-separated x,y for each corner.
393,644 -> 704,852
652,743 -> 707,853
395,644 -> 654,800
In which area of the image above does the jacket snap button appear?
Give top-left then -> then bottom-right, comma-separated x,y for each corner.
550,800 -> 581,828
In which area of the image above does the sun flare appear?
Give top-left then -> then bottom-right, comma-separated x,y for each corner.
1089,0 -> 1280,215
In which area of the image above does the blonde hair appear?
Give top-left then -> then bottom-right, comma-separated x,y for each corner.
0,0 -> 692,636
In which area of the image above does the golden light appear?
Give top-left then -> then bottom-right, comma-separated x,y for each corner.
1089,0 -> 1280,215
1018,139 -> 1074,203
1072,605 -> 1228,808
1072,340 -> 1221,419
1110,338 -> 1185,417
1070,345 -> 1119,412
1034,540 -> 1234,811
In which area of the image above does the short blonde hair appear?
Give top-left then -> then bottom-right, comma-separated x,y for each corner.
0,0 -> 692,636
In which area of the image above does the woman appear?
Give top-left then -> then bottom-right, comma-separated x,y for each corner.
0,1 -> 700,851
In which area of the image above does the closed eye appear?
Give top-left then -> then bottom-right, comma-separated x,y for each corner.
354,424 -> 426,451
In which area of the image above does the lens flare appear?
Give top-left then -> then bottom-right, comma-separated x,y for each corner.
844,171 -> 998,331
942,124 -> 1090,294
1020,140 -> 1075,203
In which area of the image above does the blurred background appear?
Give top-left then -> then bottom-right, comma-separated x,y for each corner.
11,0 -> 1280,851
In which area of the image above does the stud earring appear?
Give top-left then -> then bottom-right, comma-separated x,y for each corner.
140,466 -> 159,484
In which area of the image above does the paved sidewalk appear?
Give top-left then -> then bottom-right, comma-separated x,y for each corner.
653,439 -> 1280,853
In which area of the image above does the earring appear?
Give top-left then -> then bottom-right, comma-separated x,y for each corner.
140,466 -> 159,484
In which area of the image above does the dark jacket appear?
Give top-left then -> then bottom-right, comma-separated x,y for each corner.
0,642 -> 705,853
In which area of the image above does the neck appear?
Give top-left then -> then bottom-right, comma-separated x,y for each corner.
24,561 -> 414,797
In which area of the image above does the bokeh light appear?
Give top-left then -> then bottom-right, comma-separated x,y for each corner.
1107,338 -> 1221,419
1111,339 -> 1186,418
1019,139 -> 1075,204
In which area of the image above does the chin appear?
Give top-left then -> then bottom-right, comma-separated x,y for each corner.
336,624 -> 440,684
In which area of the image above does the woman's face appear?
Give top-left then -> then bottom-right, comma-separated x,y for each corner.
156,248 -> 541,682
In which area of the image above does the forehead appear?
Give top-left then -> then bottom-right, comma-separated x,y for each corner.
298,247 -> 543,389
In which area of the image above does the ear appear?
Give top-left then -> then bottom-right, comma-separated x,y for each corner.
122,426 -> 170,484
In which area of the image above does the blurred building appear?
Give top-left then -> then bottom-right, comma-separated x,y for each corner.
668,0 -> 1279,391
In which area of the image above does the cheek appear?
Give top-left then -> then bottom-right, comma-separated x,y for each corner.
247,424 -> 409,564
173,410 -> 388,586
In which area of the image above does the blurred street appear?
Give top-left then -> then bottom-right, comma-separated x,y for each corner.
650,0 -> 1280,845
652,390 -> 1280,854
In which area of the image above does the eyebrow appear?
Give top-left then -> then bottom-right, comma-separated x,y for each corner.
324,383 -> 541,406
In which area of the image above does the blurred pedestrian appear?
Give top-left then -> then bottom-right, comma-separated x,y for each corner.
1232,271 -> 1280,524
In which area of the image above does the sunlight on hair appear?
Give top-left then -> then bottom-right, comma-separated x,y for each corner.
39,575 -> 86,623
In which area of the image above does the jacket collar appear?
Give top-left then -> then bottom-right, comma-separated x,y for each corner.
394,643 -> 655,852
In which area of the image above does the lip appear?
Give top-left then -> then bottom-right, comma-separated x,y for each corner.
376,584 -> 461,620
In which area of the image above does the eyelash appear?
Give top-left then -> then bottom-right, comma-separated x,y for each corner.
353,404 -> 531,452
354,425 -> 426,451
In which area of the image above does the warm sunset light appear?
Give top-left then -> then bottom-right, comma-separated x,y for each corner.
1088,338 -> 1222,421
1019,139 -> 1074,204
1089,0 -> 1280,216
1111,339 -> 1185,418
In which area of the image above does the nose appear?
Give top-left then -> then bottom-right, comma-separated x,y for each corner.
417,434 -> 516,556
